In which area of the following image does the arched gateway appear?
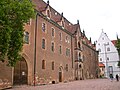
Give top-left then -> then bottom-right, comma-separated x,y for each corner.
13,57 -> 28,85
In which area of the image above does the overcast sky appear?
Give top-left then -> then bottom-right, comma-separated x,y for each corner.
43,0 -> 120,42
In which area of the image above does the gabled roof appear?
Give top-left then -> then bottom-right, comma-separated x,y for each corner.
111,40 -> 117,46
32,0 -> 96,50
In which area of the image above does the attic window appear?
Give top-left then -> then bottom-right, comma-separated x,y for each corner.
69,23 -> 71,25
55,12 -> 57,15
47,10 -> 50,18
62,21 -> 64,27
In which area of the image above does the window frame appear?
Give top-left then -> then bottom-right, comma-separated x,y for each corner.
24,31 -> 29,44
42,38 -> 45,49
42,23 -> 46,32
51,42 -> 54,52
52,61 -> 55,70
42,60 -> 46,69
51,27 -> 55,37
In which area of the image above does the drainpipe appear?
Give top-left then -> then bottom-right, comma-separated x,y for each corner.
71,35 -> 74,68
33,13 -> 38,86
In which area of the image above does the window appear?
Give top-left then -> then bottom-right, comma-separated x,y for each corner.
47,10 -> 50,18
51,28 -> 55,37
59,46 -> 62,54
100,58 -> 102,61
65,35 -> 70,43
66,64 -> 68,71
78,53 -> 82,62
107,57 -> 109,60
51,42 -> 54,52
83,55 -> 85,61
109,66 -> 113,74
42,23 -> 46,32
42,39 -> 45,49
59,33 -> 62,41
78,42 -> 81,49
107,47 -> 110,51
65,36 -> 68,42
98,48 -> 101,52
24,31 -> 29,44
26,19 -> 31,25
66,48 -> 70,57
52,61 -> 54,70
42,60 -> 46,69
62,21 -> 64,27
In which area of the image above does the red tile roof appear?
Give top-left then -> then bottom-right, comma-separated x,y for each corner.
32,0 -> 96,50
111,40 -> 117,46
99,63 -> 105,67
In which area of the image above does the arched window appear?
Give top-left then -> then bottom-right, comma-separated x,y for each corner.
24,31 -> 29,44
51,42 -> 54,52
66,64 -> 68,71
47,10 -> 50,18
78,53 -> 81,61
59,46 -> 62,54
52,61 -> 54,70
62,21 -> 64,27
51,28 -> 55,37
78,42 -> 81,49
42,60 -> 46,69
42,23 -> 46,32
42,39 -> 45,49
59,32 -> 62,41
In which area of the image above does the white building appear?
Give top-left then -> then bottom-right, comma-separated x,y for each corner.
96,31 -> 120,78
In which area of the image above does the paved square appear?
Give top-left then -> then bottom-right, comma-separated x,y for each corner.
9,79 -> 120,90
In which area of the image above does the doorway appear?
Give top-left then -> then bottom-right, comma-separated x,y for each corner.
13,57 -> 28,85
59,66 -> 63,82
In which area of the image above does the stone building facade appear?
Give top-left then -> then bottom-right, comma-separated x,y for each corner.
0,0 -> 99,87
96,31 -> 120,78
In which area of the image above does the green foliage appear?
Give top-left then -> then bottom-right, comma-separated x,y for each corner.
0,0 -> 35,66
118,61 -> 120,68
116,38 -> 120,67
116,39 -> 120,55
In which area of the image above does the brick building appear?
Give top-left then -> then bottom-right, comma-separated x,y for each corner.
0,0 -> 99,87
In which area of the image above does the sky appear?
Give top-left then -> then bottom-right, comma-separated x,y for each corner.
43,0 -> 120,43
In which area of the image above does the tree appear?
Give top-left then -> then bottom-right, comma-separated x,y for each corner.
116,37 -> 120,67
0,0 -> 35,66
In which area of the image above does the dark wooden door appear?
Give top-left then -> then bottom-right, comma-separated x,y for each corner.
59,72 -> 62,82
13,58 -> 28,85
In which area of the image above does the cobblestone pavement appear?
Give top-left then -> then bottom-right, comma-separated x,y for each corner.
8,79 -> 120,90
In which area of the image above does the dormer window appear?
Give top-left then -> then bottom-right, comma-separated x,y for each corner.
62,21 -> 64,27
47,10 -> 50,18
